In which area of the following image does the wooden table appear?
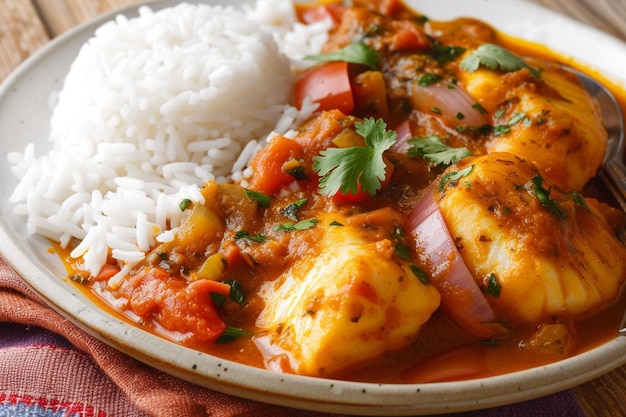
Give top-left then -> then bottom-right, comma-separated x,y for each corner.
1,1 -> 625,416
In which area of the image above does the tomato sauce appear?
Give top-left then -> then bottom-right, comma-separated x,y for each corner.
59,0 -> 626,383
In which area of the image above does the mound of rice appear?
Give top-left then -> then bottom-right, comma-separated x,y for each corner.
8,1 -> 329,285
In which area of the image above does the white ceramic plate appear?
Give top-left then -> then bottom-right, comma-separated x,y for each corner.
1,0 -> 625,415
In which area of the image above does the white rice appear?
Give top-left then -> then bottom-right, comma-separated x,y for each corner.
7,0 -> 329,286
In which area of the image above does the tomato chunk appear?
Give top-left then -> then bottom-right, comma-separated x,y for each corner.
295,61 -> 355,115
298,3 -> 344,27
248,135 -> 305,195
390,21 -> 429,51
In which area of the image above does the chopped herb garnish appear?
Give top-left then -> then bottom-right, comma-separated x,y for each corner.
281,198 -> 307,221
224,279 -> 246,306
410,264 -> 430,285
304,41 -> 379,70
329,220 -> 344,226
210,292 -> 227,306
179,199 -> 192,211
286,165 -> 308,180
394,242 -> 412,261
418,73 -> 443,86
493,112 -> 529,136
493,125 -> 511,136
408,135 -> 472,166
460,43 -> 540,77
244,189 -> 270,208
391,226 -> 405,240
234,231 -> 268,243
274,218 -> 319,232
472,103 -> 488,115
530,175 -> 567,219
570,191 -> 590,212
215,326 -> 251,344
438,164 -> 474,193
432,44 -> 466,64
456,112 -> 465,120
486,273 -> 502,297
431,107 -> 442,114
313,118 -> 396,197
508,112 -> 527,126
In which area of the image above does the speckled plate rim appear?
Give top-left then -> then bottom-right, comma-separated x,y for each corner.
0,0 -> 625,415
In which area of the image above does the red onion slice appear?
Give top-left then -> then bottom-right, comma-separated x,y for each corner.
408,189 -> 505,337
411,83 -> 488,128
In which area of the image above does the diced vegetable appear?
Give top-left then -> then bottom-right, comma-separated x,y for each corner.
248,135 -> 305,195
295,61 -> 355,114
297,3 -> 344,27
352,70 -> 389,118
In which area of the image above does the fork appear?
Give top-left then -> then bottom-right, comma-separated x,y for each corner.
566,67 -> 626,335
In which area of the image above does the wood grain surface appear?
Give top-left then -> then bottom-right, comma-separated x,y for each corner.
0,1 -> 625,416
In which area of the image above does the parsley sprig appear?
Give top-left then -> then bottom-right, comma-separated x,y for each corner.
408,135 -> 472,166
460,44 -> 540,77
313,118 -> 396,197
304,42 -> 380,70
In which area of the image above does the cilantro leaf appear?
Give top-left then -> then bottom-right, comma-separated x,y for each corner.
408,135 -> 472,166
313,118 -> 396,197
460,44 -> 540,77
304,42 -> 380,70
418,73 -> 443,86
432,44 -> 466,64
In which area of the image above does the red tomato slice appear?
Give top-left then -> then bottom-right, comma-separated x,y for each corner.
295,61 -> 355,115
298,3 -> 344,27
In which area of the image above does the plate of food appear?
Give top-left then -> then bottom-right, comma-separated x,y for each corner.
0,0 -> 625,415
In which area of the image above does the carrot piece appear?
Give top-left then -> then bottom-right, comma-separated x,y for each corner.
248,135 -> 305,195
94,263 -> 121,281
190,278 -> 231,297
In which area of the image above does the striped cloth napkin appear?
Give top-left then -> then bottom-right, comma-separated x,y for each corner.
0,257 -> 585,417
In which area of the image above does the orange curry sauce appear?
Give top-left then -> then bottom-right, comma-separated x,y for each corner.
57,0 -> 626,383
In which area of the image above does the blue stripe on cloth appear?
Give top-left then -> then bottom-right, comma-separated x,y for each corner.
0,402 -> 82,417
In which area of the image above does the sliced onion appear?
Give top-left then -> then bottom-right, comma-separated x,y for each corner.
411,83 -> 488,128
408,189 -> 505,337
391,119 -> 413,152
